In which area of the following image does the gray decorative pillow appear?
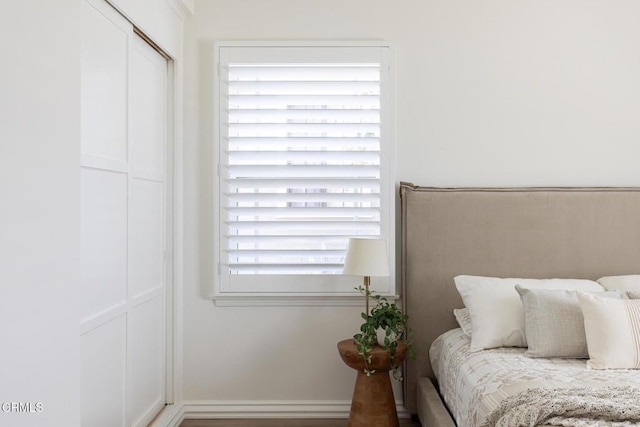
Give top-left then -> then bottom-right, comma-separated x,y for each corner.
515,286 -> 622,358
628,291 -> 640,299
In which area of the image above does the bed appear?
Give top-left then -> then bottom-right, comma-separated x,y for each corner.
399,183 -> 640,426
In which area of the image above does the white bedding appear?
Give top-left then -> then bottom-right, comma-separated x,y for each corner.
430,328 -> 640,427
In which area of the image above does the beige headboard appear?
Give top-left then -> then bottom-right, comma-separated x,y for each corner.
400,183 -> 640,413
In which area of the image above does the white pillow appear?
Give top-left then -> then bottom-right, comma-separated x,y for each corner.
453,308 -> 472,337
578,292 -> 640,369
454,275 -> 603,352
597,275 -> 640,298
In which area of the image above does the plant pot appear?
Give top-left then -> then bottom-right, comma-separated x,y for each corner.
376,327 -> 397,347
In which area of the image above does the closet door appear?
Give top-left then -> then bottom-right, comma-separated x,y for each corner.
127,33 -> 168,427
80,1 -> 168,426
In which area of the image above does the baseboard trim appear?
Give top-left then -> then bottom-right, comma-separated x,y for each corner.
181,400 -> 411,420
149,403 -> 185,427
147,399 -> 411,425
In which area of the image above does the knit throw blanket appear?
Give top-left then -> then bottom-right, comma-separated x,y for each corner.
480,386 -> 640,427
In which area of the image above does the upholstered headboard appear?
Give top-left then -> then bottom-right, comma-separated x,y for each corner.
399,183 -> 640,413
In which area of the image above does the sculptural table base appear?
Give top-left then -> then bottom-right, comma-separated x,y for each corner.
337,339 -> 407,427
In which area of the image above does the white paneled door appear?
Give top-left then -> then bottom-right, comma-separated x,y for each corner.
80,1 -> 169,426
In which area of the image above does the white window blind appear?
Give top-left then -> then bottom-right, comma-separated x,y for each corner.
214,43 -> 394,299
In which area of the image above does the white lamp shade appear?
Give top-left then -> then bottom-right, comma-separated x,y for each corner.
342,238 -> 390,277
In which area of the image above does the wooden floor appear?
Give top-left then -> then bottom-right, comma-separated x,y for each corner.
180,418 -> 421,427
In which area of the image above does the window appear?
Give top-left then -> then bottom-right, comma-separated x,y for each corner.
213,42 -> 394,303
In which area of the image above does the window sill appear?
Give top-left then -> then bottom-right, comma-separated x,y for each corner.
210,294 -> 401,307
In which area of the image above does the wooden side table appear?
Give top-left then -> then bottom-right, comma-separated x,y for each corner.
337,339 -> 407,427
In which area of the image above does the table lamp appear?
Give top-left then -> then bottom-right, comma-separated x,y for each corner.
343,238 -> 390,316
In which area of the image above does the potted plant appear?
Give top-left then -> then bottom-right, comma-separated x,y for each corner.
353,285 -> 416,380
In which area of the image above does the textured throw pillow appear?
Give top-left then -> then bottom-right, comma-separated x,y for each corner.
597,275 -> 640,298
629,291 -> 640,299
516,286 -> 622,358
578,292 -> 640,369
453,308 -> 472,337
454,275 -> 603,352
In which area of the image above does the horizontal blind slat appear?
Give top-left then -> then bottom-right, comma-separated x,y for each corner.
229,123 -> 379,129
227,95 -> 380,110
228,81 -> 380,96
226,206 -> 380,216
228,137 -> 380,150
228,109 -> 380,121
228,66 -> 379,82
227,151 -> 379,163
227,221 -> 379,231
227,165 -> 380,178
227,234 -> 377,244
228,249 -> 346,258
225,264 -> 344,274
228,122 -> 379,133
228,178 -> 379,190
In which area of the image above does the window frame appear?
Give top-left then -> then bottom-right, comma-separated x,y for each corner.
212,41 -> 396,306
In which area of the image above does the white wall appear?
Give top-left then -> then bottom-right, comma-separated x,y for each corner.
396,0 -> 640,187
0,2 -> 81,426
182,0 -> 640,413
